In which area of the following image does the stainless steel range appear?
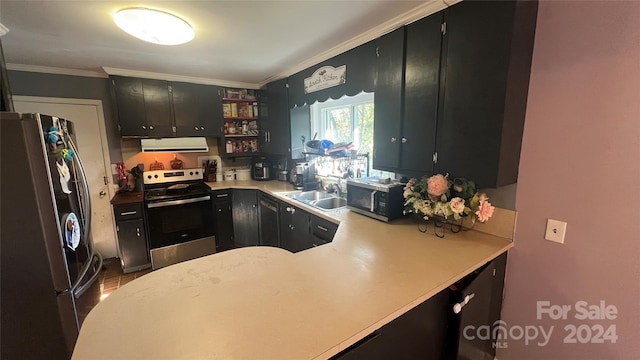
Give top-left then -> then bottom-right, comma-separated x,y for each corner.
143,168 -> 215,269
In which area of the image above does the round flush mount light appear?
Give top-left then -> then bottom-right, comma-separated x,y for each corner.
114,7 -> 194,45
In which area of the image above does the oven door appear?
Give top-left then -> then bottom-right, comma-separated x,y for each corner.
146,195 -> 214,249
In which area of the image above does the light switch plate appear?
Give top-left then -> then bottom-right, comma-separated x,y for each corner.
545,219 -> 567,244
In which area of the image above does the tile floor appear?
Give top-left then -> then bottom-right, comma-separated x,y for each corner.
98,258 -> 152,300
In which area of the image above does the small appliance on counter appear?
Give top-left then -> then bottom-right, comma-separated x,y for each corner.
346,177 -> 405,222
292,162 -> 318,191
252,157 -> 272,180
276,158 -> 289,182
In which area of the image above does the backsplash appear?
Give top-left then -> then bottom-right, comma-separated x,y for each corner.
120,138 -> 220,171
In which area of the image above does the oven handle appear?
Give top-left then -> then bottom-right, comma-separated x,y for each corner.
147,195 -> 211,208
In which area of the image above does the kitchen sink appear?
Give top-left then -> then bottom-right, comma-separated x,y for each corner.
311,197 -> 347,210
288,190 -> 334,202
287,190 -> 347,211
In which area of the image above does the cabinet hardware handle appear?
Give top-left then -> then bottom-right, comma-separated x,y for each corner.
195,126 -> 199,130
120,211 -> 137,216
149,125 -> 154,130
200,126 -> 205,130
401,137 -> 407,143
453,293 -> 475,314
142,125 -> 146,130
136,227 -> 140,237
218,208 -> 222,212
317,225 -> 328,232
252,204 -> 256,208
391,137 -> 397,143
216,193 -> 229,198
290,225 -> 295,230
286,207 -> 296,214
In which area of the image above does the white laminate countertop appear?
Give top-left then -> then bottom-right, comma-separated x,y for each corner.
73,180 -> 514,359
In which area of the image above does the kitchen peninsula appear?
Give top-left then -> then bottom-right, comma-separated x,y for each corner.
73,181 -> 514,359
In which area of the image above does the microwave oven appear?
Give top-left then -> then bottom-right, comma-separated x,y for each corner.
346,178 -> 405,222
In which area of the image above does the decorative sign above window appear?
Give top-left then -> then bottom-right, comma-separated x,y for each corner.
304,65 -> 346,94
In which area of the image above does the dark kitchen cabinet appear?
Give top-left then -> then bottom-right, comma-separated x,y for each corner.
400,13 -> 443,174
373,15 -> 441,174
260,78 -> 291,156
112,76 -> 174,137
212,190 -> 234,252
113,202 -> 150,273
172,81 -> 223,137
310,215 -> 338,247
332,288 -> 449,360
259,193 -> 280,247
372,1 -> 537,187
373,27 -> 406,171
279,203 -> 311,253
232,189 -> 260,246
434,1 -> 537,188
373,14 -> 442,175
446,252 -> 507,360
112,75 -> 224,138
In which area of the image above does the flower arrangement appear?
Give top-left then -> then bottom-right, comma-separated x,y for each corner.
403,174 -> 495,223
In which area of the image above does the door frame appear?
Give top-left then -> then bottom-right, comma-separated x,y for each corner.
13,95 -> 119,256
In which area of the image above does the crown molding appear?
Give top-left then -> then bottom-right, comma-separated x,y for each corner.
256,0 -> 460,87
7,63 -> 109,78
102,67 -> 260,89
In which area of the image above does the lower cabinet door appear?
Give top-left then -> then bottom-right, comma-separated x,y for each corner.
279,204 -> 311,253
214,200 -> 234,252
232,190 -> 260,246
116,218 -> 150,272
332,289 -> 449,359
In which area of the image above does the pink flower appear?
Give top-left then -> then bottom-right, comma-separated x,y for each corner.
475,198 -> 495,222
427,174 -> 448,197
449,197 -> 465,214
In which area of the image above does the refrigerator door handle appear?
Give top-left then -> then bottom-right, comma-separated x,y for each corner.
68,138 -> 103,294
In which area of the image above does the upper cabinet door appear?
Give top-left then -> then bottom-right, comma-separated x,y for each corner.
435,1 -> 537,188
173,82 -> 222,137
401,11 -> 443,174
112,76 -> 148,137
373,27 -> 405,171
262,78 -> 290,156
142,79 -> 174,138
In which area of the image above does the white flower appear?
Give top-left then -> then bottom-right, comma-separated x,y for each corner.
449,197 -> 465,214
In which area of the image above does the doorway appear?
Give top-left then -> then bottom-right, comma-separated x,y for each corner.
13,96 -> 118,259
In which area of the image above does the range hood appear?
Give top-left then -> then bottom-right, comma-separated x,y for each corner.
141,137 -> 209,153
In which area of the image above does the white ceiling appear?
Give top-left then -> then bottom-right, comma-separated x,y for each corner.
0,1 -> 452,88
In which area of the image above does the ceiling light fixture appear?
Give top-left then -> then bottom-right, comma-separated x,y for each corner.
114,8 -> 194,45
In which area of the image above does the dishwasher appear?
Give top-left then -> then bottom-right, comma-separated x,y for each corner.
259,194 -> 280,247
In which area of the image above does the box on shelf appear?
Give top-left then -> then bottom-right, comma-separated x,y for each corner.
223,104 -> 231,117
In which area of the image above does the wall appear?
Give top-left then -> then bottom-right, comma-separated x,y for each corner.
7,70 -> 122,162
500,1 -> 640,359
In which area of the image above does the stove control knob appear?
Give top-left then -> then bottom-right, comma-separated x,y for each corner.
195,171 -> 199,175
190,171 -> 194,176
147,175 -> 152,179
154,175 -> 158,179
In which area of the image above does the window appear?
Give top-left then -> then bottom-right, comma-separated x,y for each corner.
310,92 -> 394,179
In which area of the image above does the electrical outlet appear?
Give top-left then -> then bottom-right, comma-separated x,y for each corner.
545,219 -> 567,244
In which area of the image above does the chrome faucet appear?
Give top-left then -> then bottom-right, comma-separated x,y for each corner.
328,182 -> 343,198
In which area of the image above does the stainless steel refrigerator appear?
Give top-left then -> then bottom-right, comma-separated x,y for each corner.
1,112 -> 103,359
